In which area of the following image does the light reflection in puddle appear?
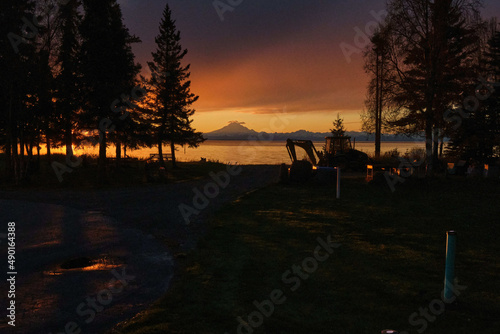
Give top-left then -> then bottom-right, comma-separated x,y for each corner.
80,262 -> 121,271
43,255 -> 123,276
24,239 -> 61,250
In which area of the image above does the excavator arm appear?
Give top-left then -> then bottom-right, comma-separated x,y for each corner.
286,139 -> 321,166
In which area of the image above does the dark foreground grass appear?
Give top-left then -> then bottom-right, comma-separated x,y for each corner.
0,153 -> 226,189
113,175 -> 500,334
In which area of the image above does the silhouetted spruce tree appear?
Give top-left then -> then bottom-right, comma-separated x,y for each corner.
385,0 -> 481,174
55,0 -> 82,157
106,3 -> 141,161
134,77 -> 164,151
148,4 -> 204,168
484,28 -> 500,159
33,48 -> 55,164
487,28 -> 500,82
80,0 -> 140,182
446,27 -> 500,163
0,0 -> 36,179
107,87 -> 153,161
32,0 -> 64,164
330,113 -> 346,137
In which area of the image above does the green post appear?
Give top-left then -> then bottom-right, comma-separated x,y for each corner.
444,230 -> 457,301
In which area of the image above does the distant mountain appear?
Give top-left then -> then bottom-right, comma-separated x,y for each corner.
204,123 -> 425,142
206,122 -> 257,137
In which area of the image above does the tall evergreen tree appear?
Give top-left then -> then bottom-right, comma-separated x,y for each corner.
33,0 -> 65,163
384,0 -> 481,174
55,0 -> 82,157
487,26 -> 500,82
485,28 -> 500,158
114,84 -> 156,159
0,0 -> 36,179
106,3 -> 142,161
330,113 -> 346,137
148,4 -> 204,168
447,26 -> 500,163
79,0 -> 140,182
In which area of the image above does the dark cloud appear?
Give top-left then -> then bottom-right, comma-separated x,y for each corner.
119,0 -> 500,117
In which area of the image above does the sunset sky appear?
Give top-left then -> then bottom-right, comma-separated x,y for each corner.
119,0 -> 500,133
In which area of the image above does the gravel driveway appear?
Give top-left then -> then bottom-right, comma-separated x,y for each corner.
0,165 -> 279,334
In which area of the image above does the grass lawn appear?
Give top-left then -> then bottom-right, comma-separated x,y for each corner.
113,175 -> 500,334
0,153 -> 226,189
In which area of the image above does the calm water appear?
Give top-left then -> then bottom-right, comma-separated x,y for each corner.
54,140 -> 428,165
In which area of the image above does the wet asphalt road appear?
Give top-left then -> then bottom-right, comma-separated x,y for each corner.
0,165 -> 279,333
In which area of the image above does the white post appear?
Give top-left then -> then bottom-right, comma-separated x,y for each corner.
336,167 -> 341,199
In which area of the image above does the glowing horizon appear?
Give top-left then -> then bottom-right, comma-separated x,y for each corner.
120,0 -> 500,134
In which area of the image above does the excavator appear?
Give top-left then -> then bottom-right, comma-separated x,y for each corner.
286,136 -> 369,181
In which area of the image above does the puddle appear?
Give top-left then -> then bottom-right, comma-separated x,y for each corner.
44,255 -> 123,276
60,257 -> 94,269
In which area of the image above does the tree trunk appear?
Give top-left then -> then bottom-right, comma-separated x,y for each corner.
116,141 -> 121,160
46,134 -> 52,164
12,130 -> 18,184
425,47 -> 437,177
27,141 -> 35,172
375,52 -> 381,159
25,141 -> 33,174
19,129 -> 25,181
37,145 -> 40,165
5,141 -> 12,178
6,91 -> 14,178
439,135 -> 444,158
170,140 -> 177,168
98,130 -> 107,184
158,138 -> 164,166
425,112 -> 434,176
378,53 -> 384,158
433,127 -> 439,163
20,129 -> 25,158
65,123 -> 73,157
25,142 -> 31,158
424,74 -> 435,176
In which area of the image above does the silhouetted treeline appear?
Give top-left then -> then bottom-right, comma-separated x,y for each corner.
0,0 -> 203,184
362,0 -> 500,173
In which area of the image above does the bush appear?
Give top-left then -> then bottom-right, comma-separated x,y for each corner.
403,147 -> 426,163
383,148 -> 400,158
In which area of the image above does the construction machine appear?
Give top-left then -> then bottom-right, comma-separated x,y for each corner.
285,139 -> 322,181
285,136 -> 369,181
323,136 -> 369,170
